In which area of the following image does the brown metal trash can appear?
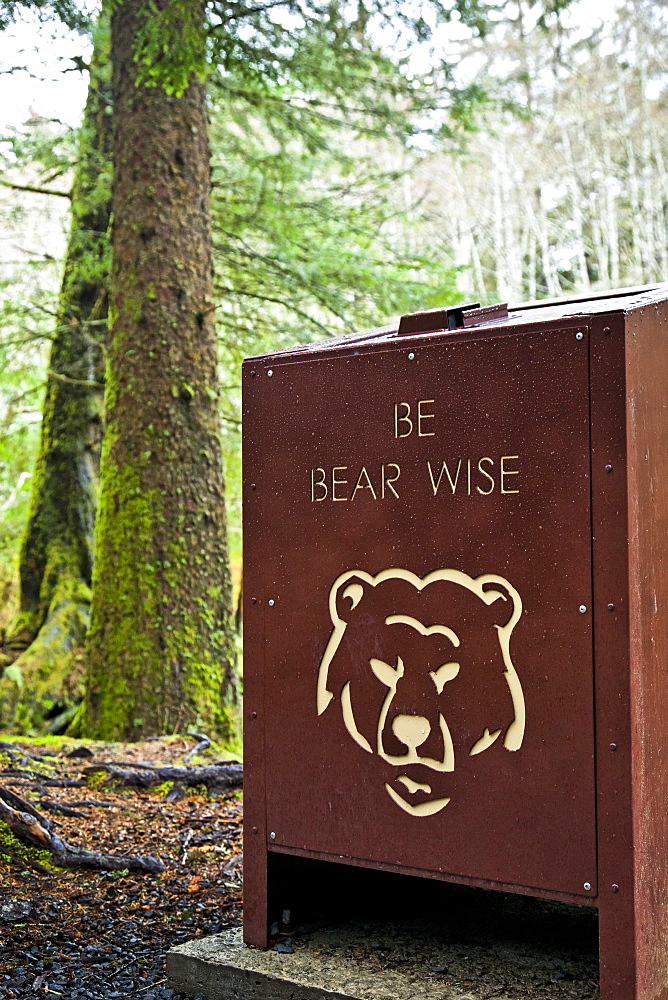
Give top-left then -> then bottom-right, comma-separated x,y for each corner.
242,285 -> 668,1000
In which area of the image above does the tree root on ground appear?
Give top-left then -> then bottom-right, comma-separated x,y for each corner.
0,740 -> 56,763
0,784 -> 164,873
83,760 -> 243,791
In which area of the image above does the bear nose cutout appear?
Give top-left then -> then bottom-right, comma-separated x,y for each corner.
392,714 -> 431,751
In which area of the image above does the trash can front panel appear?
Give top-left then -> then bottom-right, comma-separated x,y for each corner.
247,325 -> 597,898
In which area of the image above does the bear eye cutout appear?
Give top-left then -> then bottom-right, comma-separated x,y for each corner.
385,615 -> 460,647
342,583 -> 364,611
370,656 -> 404,688
429,662 -> 460,693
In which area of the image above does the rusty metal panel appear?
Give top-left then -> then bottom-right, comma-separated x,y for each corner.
244,325 -> 596,900
589,314 -> 636,998
624,301 -> 668,1000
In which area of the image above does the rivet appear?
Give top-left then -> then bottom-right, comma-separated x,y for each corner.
607,603 -> 615,611
605,464 -> 613,472
251,483 -> 257,490
579,605 -> 587,614
250,370 -> 257,377
270,831 -> 276,840
267,369 -> 273,377
408,352 -> 415,360
251,598 -> 257,604
251,711 -> 257,719
604,326 -> 611,334
252,826 -> 258,834
583,882 -> 591,891
268,599 -> 275,607
575,331 -> 584,341
609,743 -> 617,752
612,884 -> 619,893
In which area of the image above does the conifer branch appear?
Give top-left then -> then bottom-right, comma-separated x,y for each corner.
0,179 -> 71,199
47,369 -> 103,388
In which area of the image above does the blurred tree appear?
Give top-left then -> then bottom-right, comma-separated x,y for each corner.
417,0 -> 668,302
0,13 -> 110,732
81,0 -> 238,740
0,0 -> 87,30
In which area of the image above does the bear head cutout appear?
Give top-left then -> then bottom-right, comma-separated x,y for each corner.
316,567 -> 525,817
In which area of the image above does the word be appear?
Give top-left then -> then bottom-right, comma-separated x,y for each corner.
394,400 -> 435,438
311,465 -> 401,502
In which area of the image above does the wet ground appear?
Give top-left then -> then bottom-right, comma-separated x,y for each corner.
0,736 -> 242,1000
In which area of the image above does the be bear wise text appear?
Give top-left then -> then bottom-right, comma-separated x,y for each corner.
310,399 -> 520,502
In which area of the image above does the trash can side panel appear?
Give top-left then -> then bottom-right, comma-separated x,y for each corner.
242,359 -> 270,946
626,301 -> 668,999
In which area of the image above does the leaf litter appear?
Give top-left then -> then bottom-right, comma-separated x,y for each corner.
0,735 -> 243,999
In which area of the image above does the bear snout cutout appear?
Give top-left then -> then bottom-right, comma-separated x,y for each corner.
391,714 -> 431,751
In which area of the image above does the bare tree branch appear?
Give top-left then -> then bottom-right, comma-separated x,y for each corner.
0,179 -> 71,199
47,369 -> 103,389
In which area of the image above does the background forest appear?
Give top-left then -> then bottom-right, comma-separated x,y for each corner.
0,0 -> 665,742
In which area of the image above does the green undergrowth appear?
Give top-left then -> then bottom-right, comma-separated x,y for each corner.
0,732 -> 101,753
0,821 -> 61,872
153,780 -> 174,797
85,769 -> 108,790
0,731 -> 242,757
184,730 -> 242,763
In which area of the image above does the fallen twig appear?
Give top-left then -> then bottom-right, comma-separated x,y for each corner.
183,732 -> 211,764
4,773 -> 85,788
70,799 -> 118,808
42,778 -> 86,788
105,955 -> 138,980
181,828 -> 194,864
38,798 -> 88,818
104,761 -> 155,770
132,979 -> 167,995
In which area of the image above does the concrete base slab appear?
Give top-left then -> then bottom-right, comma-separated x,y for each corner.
167,912 -> 599,1000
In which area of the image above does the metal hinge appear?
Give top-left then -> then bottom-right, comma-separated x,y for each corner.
398,301 -> 509,336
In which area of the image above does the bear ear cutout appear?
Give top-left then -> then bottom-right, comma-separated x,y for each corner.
481,578 -> 522,629
331,572 -> 370,623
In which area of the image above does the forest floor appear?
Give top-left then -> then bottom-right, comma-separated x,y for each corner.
0,735 -> 243,1000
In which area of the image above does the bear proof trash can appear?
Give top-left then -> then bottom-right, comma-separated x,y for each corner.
242,285 -> 668,1000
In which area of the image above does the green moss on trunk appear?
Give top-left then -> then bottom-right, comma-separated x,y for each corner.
83,0 -> 239,743
0,15 -> 112,733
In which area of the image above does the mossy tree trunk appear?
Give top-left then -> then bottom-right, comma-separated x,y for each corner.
0,18 -> 112,733
83,0 -> 239,742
